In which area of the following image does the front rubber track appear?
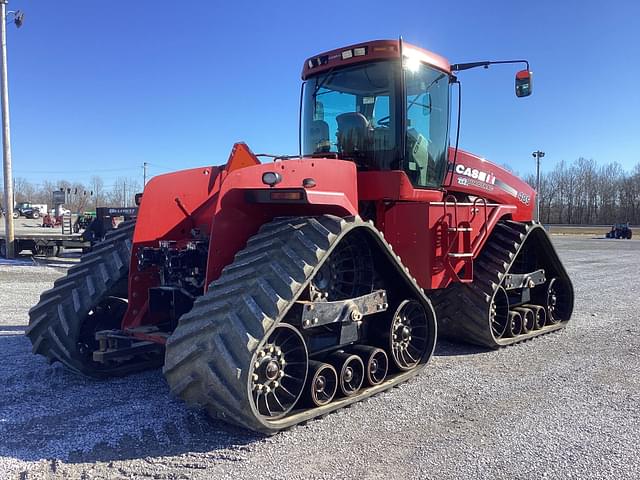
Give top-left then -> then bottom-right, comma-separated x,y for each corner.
431,220 -> 574,348
26,221 -> 161,377
163,215 -> 437,434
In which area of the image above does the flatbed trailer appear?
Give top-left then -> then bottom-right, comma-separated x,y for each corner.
0,231 -> 91,257
1,207 -> 138,257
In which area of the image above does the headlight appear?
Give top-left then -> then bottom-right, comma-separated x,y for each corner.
262,171 -> 282,187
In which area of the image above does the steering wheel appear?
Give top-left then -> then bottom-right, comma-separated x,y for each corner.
376,115 -> 390,127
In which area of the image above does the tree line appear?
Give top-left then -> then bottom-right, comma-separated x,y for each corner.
1,175 -> 142,214
521,158 -> 640,225
2,157 -> 640,225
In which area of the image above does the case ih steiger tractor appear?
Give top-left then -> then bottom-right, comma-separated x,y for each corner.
27,39 -> 573,434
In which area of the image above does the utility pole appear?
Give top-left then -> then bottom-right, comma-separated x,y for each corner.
532,150 -> 545,222
143,161 -> 148,187
123,179 -> 127,208
1,0 -> 14,257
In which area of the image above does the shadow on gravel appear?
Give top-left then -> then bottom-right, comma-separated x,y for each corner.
65,418 -> 262,464
433,340 -> 490,357
0,325 -> 26,332
0,332 -> 263,463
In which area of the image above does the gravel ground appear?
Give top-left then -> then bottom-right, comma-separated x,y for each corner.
0,236 -> 638,479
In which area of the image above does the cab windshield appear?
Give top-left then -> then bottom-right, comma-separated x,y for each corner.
302,60 -> 450,188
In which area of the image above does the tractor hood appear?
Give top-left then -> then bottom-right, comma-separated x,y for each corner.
445,147 -> 535,220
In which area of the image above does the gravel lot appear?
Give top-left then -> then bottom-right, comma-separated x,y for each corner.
0,236 -> 638,479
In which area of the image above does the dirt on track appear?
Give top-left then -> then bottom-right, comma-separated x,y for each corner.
0,236 -> 639,480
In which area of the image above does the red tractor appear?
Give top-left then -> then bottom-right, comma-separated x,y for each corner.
27,39 -> 573,434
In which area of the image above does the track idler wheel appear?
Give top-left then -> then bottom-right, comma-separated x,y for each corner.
524,304 -> 546,330
514,307 -> 535,334
351,345 -> 388,386
329,352 -> 364,397
304,361 -> 338,407
250,323 -> 308,419
545,277 -> 572,324
507,311 -> 523,337
490,287 -> 510,339
389,299 -> 430,371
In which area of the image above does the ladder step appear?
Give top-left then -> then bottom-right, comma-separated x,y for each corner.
448,253 -> 473,258
448,227 -> 473,232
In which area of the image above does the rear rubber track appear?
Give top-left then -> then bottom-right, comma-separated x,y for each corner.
26,220 -> 161,377
431,220 -> 574,348
163,215 -> 436,434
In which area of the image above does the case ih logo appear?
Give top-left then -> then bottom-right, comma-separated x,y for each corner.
455,164 -> 496,184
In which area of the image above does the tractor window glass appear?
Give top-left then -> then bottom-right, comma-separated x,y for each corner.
403,63 -> 450,188
302,61 -> 400,170
313,89 -> 356,152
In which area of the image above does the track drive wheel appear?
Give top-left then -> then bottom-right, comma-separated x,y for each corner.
309,230 -> 374,301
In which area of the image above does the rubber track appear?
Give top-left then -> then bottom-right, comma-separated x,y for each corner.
163,215 -> 437,434
26,221 -> 161,377
431,220 -> 574,348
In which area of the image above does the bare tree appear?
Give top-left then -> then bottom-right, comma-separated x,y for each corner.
90,176 -> 105,209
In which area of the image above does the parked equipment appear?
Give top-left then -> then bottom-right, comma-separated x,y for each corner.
73,213 -> 95,233
27,40 -> 574,433
606,223 -> 632,239
13,202 -> 42,219
79,207 -> 137,242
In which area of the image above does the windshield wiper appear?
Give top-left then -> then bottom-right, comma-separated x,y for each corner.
312,67 -> 336,96
255,153 -> 298,161
406,72 -> 445,113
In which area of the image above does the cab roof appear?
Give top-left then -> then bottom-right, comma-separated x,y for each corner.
301,39 -> 451,80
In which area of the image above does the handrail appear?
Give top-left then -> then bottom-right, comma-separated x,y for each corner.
442,194 -> 459,258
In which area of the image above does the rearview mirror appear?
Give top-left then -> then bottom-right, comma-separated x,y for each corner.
515,70 -> 533,97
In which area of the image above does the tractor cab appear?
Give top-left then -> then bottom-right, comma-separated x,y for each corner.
301,40 -> 451,189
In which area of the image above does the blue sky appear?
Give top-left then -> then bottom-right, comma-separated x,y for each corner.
3,0 -> 640,187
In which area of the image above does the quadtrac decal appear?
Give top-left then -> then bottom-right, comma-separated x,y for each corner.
455,164 -> 530,205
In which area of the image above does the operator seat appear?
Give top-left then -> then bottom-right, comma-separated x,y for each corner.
336,112 -> 371,157
308,120 -> 331,153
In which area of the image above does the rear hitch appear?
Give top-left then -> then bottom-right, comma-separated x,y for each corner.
93,328 -> 165,364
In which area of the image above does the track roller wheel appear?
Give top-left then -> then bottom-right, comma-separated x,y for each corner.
329,351 -> 364,397
250,323 -> 308,419
545,277 -> 572,324
524,304 -> 546,330
514,307 -> 535,334
304,361 -> 338,407
351,345 -> 388,386
490,287 -> 510,339
389,299 -> 431,371
507,311 -> 523,337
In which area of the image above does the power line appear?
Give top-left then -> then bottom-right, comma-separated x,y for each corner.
12,166 -> 140,174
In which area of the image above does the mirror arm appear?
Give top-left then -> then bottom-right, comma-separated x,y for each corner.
451,59 -> 530,72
